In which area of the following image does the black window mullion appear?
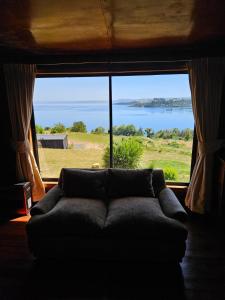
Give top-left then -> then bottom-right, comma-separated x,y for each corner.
109,75 -> 113,167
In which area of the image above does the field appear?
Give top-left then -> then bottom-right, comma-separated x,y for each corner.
38,132 -> 192,182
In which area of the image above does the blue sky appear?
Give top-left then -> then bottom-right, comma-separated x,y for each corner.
33,74 -> 191,102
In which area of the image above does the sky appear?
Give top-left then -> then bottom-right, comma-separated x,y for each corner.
33,74 -> 191,102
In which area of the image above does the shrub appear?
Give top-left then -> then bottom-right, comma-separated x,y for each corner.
164,167 -> 178,181
103,138 -> 143,168
50,122 -> 66,133
91,126 -> 105,134
113,124 -> 144,136
180,128 -> 193,141
35,124 -> 44,134
154,128 -> 193,140
71,121 -> 87,133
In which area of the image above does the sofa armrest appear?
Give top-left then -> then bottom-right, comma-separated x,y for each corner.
30,185 -> 63,216
159,187 -> 188,222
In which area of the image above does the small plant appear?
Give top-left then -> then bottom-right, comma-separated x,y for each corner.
148,161 -> 155,169
103,137 -> 143,168
167,141 -> 180,148
164,167 -> 178,181
92,163 -> 100,168
147,140 -> 154,145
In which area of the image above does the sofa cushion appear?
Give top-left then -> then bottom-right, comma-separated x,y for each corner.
105,197 -> 187,240
61,168 -> 108,199
108,168 -> 155,199
28,197 -> 107,237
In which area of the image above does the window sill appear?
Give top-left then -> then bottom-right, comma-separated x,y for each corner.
44,181 -> 57,192
167,184 -> 188,189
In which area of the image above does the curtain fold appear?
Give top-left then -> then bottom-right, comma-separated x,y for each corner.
3,64 -> 45,201
185,57 -> 225,214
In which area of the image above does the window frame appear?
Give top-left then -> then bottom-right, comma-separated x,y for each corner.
33,68 -> 195,185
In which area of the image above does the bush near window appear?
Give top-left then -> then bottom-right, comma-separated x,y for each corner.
103,137 -> 143,168
50,122 -> 66,133
71,121 -> 87,133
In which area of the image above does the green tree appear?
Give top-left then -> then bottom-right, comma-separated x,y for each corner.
71,121 -> 87,133
91,126 -> 105,134
103,137 -> 143,168
50,122 -> 66,133
35,124 -> 44,134
145,128 -> 154,138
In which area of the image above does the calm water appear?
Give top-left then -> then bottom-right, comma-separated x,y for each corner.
34,100 -> 194,132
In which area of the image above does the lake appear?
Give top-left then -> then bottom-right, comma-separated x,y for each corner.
33,100 -> 194,132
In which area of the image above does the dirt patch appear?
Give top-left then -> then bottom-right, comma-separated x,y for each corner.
71,141 -> 104,150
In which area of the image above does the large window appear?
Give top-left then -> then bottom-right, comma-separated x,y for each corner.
33,74 -> 193,182
33,77 -> 109,178
111,75 -> 193,182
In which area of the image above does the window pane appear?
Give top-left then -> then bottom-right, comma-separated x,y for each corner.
33,77 -> 109,178
112,74 -> 193,182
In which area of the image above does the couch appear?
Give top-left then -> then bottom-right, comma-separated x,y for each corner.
26,168 -> 188,262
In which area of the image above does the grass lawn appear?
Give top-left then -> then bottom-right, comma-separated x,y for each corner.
38,132 -> 192,182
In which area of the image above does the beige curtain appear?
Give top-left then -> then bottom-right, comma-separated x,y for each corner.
3,64 -> 45,201
185,57 -> 225,214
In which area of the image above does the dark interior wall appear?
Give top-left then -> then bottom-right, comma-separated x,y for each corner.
219,74 -> 225,141
0,65 -> 16,185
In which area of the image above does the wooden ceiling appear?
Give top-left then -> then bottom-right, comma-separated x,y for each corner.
0,0 -> 224,62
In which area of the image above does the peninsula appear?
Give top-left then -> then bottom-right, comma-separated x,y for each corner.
115,97 -> 192,108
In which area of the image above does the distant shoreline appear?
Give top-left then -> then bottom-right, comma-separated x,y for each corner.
115,97 -> 192,108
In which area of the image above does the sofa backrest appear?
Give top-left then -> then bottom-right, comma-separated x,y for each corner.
58,168 -> 166,198
152,169 -> 166,197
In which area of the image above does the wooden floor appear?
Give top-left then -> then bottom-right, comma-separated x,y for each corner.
0,215 -> 224,300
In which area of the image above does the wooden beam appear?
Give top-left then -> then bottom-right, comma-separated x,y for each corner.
0,40 -> 224,64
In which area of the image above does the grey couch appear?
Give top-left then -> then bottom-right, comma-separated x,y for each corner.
26,168 -> 188,262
